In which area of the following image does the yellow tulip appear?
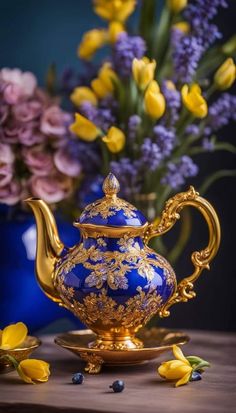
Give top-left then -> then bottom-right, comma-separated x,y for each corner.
91,78 -> 110,99
214,58 -> 236,90
78,29 -> 108,60
167,0 -> 188,13
70,87 -> 98,107
132,57 -> 156,90
109,21 -> 126,43
17,359 -> 50,384
181,83 -> 208,118
158,345 -> 192,387
70,113 -> 100,141
102,126 -> 125,153
91,63 -> 118,98
172,21 -> 190,34
144,80 -> 166,119
99,63 -> 118,92
93,0 -> 136,22
0,322 -> 28,350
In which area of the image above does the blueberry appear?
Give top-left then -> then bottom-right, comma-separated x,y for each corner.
190,371 -> 202,382
72,372 -> 84,384
109,380 -> 125,393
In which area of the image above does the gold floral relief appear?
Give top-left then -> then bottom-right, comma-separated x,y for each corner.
61,287 -> 163,330
56,235 -> 176,291
81,196 -> 138,220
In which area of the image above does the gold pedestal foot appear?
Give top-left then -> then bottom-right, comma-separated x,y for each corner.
89,335 -> 144,350
79,352 -> 104,374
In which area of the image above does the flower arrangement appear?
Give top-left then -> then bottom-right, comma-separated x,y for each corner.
0,68 -> 82,207
69,0 -> 236,244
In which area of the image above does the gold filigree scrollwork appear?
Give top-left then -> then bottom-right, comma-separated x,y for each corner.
144,186 -> 221,317
79,352 -> 104,374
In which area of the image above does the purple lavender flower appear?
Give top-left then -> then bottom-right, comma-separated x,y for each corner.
206,94 -> 236,133
172,33 -> 203,83
112,33 -> 146,78
141,138 -> 162,171
80,98 -> 116,131
184,0 -> 227,48
128,115 -> 141,140
162,156 -> 199,189
153,125 -> 176,157
161,81 -> 181,126
185,124 -> 200,136
111,158 -> 141,198
202,138 -> 215,152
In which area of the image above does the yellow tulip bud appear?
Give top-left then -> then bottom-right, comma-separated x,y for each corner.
144,80 -> 166,119
181,84 -> 208,118
94,0 -> 136,22
0,322 -> 28,350
109,21 -> 126,43
98,63 -> 118,92
214,58 -> 236,90
17,359 -> 50,384
70,113 -> 100,141
165,80 -> 176,91
78,29 -> 108,60
70,87 -> 98,107
102,126 -> 125,153
158,345 -> 192,387
172,21 -> 190,34
91,78 -> 111,99
132,57 -> 156,90
167,0 -> 187,13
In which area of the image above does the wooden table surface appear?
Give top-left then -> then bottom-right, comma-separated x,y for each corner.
0,330 -> 236,413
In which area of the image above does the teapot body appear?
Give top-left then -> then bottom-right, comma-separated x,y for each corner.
55,233 -> 176,349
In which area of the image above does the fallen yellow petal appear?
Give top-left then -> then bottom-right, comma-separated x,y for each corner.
173,345 -> 190,365
176,371 -> 192,387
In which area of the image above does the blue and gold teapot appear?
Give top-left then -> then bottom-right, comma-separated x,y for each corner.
26,173 -> 220,350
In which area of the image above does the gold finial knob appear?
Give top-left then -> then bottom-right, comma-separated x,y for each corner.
103,173 -> 120,197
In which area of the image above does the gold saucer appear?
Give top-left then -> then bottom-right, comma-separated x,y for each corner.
55,327 -> 189,374
0,336 -> 41,374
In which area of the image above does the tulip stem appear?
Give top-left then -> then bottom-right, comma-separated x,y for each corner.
0,354 -> 19,369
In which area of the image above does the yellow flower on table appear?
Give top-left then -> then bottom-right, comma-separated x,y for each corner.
132,57 -> 156,90
167,0 -> 188,14
93,0 -> 136,22
214,58 -> 236,90
181,83 -> 208,118
0,322 -> 28,350
70,87 -> 98,107
78,28 -> 108,60
144,80 -> 166,119
70,113 -> 100,141
17,359 -> 50,384
109,21 -> 126,43
102,126 -> 125,153
158,345 -> 192,387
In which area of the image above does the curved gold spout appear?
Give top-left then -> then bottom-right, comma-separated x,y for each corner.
25,198 -> 65,304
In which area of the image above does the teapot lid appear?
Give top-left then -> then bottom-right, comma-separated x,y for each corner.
74,173 -> 147,232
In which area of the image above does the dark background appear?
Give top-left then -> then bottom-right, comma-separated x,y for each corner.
0,0 -> 235,332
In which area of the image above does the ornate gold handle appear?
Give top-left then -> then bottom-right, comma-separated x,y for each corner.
143,186 -> 221,317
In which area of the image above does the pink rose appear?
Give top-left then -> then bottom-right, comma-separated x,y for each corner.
0,68 -> 37,103
54,148 -> 81,177
40,106 -> 71,136
0,164 -> 13,188
0,120 -> 21,143
22,146 -> 54,176
29,174 -> 73,203
0,143 -> 15,164
0,180 -> 22,205
0,102 -> 9,125
17,122 -> 45,146
13,101 -> 42,122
